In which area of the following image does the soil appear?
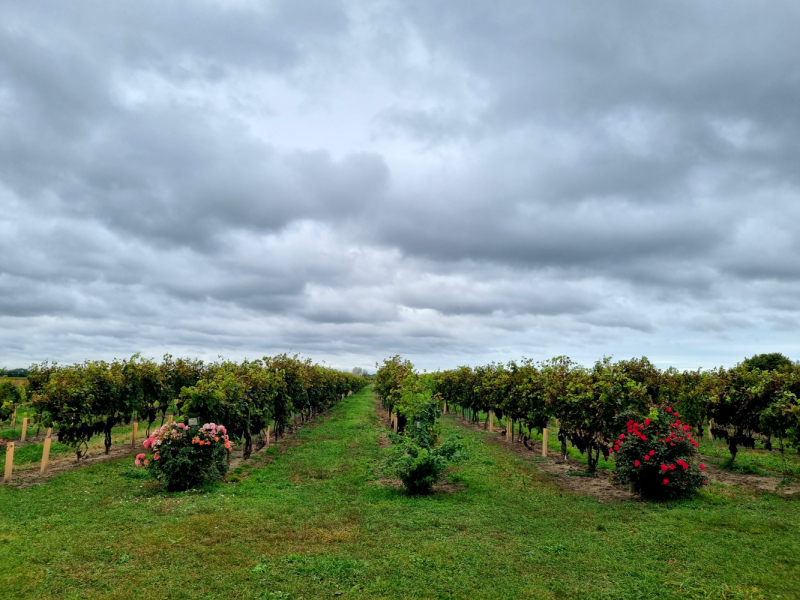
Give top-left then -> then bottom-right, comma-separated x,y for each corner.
372,477 -> 467,495
698,461 -> 800,496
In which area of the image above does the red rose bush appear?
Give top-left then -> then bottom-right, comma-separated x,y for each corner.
611,407 -> 707,499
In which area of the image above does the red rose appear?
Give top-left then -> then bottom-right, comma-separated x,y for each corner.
666,407 -> 672,412
634,460 -> 641,467
700,464 -> 705,470
661,464 -> 668,472
683,425 -> 690,431
649,450 -> 655,456
644,455 -> 650,461
663,478 -> 669,484
644,418 -> 650,427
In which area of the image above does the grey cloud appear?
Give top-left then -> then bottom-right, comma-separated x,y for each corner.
1,1 -> 800,370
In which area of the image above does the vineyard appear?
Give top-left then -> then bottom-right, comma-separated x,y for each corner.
1,354 -> 800,599
0,354 -> 367,484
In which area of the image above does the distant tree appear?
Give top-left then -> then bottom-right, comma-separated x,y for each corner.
0,368 -> 28,377
743,353 -> 793,372
352,367 -> 369,377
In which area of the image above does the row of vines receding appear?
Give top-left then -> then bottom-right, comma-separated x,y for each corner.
376,353 -> 800,498
2,353 -> 368,461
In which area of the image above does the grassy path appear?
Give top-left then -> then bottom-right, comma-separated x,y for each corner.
1,387 -> 800,599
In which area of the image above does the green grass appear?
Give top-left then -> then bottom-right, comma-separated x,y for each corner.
1,388 -> 799,599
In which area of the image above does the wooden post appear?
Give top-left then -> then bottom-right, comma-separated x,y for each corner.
266,425 -> 271,448
629,481 -> 636,493
20,417 -> 28,442
542,428 -> 548,457
707,421 -> 713,441
506,417 -> 512,442
167,414 -> 173,425
487,410 -> 494,432
3,442 -> 13,484
443,402 -> 447,414
393,414 -> 398,433
11,409 -> 16,428
40,428 -> 52,475
131,422 -> 139,448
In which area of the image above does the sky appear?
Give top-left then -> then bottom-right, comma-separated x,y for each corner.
1,1 -> 800,373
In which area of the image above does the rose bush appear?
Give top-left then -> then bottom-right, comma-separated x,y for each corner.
136,421 -> 232,491
611,406 -> 707,499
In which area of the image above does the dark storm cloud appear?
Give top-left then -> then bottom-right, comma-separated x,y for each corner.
1,1 -> 799,370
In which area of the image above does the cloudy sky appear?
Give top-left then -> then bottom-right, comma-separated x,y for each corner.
2,1 -> 799,372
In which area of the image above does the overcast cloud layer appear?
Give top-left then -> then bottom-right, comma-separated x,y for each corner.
2,0 -> 800,372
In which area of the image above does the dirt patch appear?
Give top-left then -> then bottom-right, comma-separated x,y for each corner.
699,461 -> 800,496
10,443 -> 139,488
371,477 -> 467,495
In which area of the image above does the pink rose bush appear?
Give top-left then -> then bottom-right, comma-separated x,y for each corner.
135,421 -> 231,491
612,407 -> 707,499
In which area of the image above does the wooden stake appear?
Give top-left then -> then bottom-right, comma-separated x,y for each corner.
708,421 -> 713,441
506,417 -> 512,442
167,414 -> 173,425
542,428 -> 548,457
629,481 -> 636,493
487,410 -> 494,432
11,409 -> 16,428
393,414 -> 398,433
20,417 -> 28,442
3,442 -> 13,484
266,425 -> 271,448
131,422 -> 139,448
443,402 -> 447,414
40,428 -> 52,475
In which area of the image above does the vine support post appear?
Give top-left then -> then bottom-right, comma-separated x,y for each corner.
3,442 -> 13,484
266,425 -> 271,448
20,418 -> 28,442
487,410 -> 494,432
708,421 -> 713,441
542,428 -> 548,457
40,428 -> 52,475
131,422 -> 138,448
506,417 -> 512,442
11,409 -> 16,429
167,414 -> 173,425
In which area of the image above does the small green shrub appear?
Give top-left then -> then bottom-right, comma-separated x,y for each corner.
387,433 -> 468,494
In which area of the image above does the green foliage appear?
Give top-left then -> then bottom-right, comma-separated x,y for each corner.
387,433 -> 468,494
380,357 -> 469,493
0,378 -> 25,421
743,353 -> 794,372
373,355 -> 414,415
613,407 -> 706,499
